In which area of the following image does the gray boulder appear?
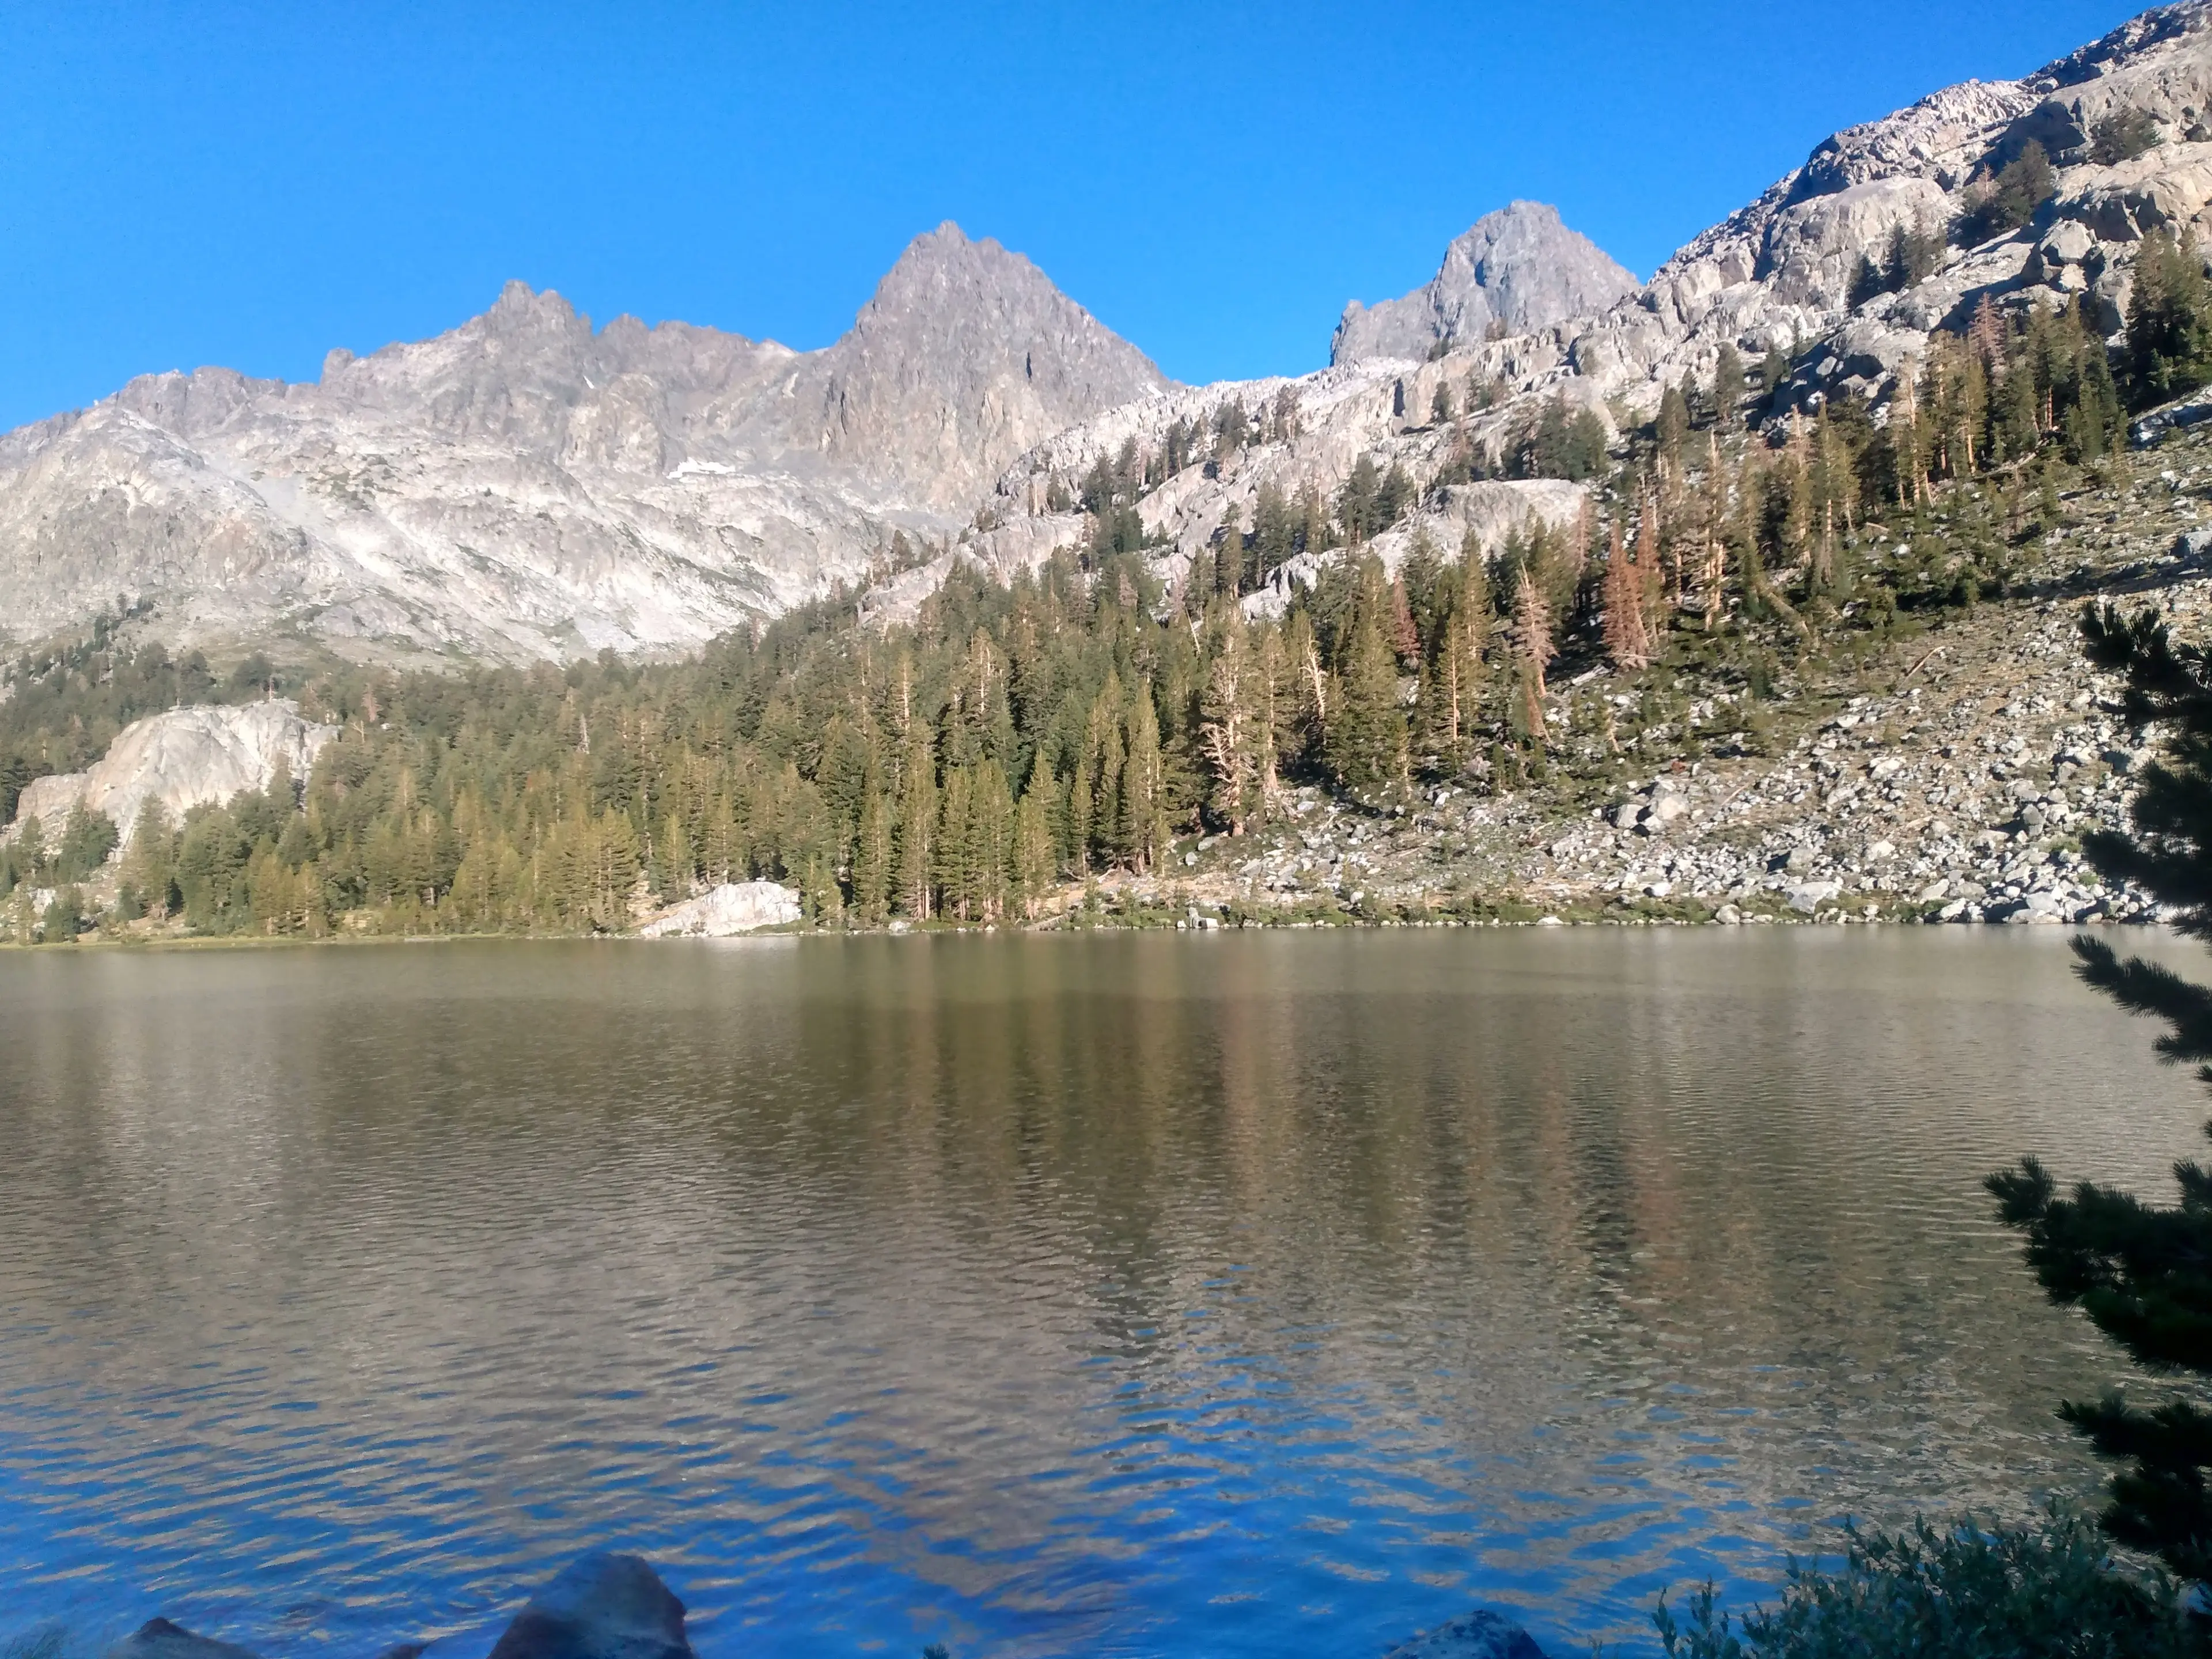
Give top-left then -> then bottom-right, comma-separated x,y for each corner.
487,1552 -> 694,1659
1381,1607 -> 1548,1659
1787,880 -> 1843,913
104,1620 -> 260,1659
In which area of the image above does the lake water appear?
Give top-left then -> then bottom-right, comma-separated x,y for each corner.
0,931 -> 2203,1658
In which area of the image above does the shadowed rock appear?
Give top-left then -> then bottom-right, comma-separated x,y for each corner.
486,1552 -> 693,1659
1380,1608 -> 1548,1659
104,1619 -> 261,1659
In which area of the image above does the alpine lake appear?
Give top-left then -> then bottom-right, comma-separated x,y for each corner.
0,928 -> 2199,1657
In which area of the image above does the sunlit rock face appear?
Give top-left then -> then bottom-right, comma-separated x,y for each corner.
1331,202 -> 1639,366
9,5 -> 2212,662
5,700 -> 336,841
0,226 -> 1166,665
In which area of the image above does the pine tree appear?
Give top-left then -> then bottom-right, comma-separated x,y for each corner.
895,727 -> 936,918
1253,483 -> 1295,586
971,757 -> 1014,921
2126,229 -> 2212,409
1121,683 -> 1166,873
1990,601 -> 2212,1585
1711,343 -> 1744,430
1013,754 -> 1056,919
1656,380 -> 1691,460
854,789 -> 893,922
1421,532 -> 1491,769
1327,570 -> 1408,797
1603,516 -> 1653,671
933,766 -> 972,919
1847,253 -> 1886,311
1199,613 -> 1258,835
1510,566 -> 1554,742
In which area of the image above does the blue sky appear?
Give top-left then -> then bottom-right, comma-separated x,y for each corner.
0,1 -> 2143,429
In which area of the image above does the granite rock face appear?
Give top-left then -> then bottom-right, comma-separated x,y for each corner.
486,1552 -> 694,1659
1558,0 -> 2212,415
1332,202 -> 1638,366
4,700 -> 336,840
965,0 -> 2212,628
808,223 -> 1169,508
638,881 -> 804,937
0,226 -> 1164,664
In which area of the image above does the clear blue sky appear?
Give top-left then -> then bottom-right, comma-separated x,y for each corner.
0,1 -> 2143,429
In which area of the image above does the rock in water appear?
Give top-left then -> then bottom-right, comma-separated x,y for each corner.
1381,1607 -> 1550,1659
105,1619 -> 262,1659
486,1552 -> 693,1659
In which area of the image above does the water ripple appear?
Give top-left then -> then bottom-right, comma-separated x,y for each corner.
0,931 -> 2200,1656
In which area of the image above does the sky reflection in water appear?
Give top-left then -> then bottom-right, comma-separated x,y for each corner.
0,930 -> 2198,1657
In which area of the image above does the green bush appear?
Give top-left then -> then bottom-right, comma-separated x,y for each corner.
1957,142 -> 2056,244
1654,1508 -> 2197,1658
2090,108 -> 2162,166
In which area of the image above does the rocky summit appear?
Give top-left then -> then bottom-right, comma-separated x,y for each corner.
0,224 -> 1164,665
1331,202 -> 1641,367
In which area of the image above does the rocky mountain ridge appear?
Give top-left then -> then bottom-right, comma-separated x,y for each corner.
956,1 -> 2212,620
0,225 -> 1165,664
9,3 -> 2212,671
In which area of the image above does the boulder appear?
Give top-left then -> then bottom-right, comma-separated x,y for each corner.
638,881 -> 802,937
105,1619 -> 261,1659
487,1552 -> 694,1659
1381,1607 -> 1548,1659
1787,880 -> 1843,912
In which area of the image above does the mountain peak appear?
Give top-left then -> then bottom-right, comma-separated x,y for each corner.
809,224 -> 1169,505
1331,202 -> 1639,365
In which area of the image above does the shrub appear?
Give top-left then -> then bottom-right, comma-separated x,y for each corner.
1654,1508 -> 2196,1658
2091,107 -> 2162,166
1957,141 -> 2056,244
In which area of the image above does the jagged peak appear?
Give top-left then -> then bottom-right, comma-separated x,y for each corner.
2034,0 -> 2212,89
1332,200 -> 1637,366
479,279 -> 589,338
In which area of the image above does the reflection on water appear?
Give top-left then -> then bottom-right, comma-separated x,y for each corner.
0,931 -> 2200,1657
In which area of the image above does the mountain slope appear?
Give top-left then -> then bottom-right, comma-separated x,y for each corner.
948,0 -> 2212,628
0,225 -> 1166,664
8,2 -> 2212,671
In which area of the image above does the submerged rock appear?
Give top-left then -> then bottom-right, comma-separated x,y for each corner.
1381,1607 -> 1548,1659
104,1619 -> 261,1659
486,1552 -> 694,1659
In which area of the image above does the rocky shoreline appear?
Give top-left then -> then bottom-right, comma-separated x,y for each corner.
85,1552 -> 1555,1659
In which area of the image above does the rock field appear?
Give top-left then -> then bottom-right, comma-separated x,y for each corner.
1110,431 -> 2212,929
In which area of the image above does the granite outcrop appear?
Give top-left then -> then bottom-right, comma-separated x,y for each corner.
3,700 -> 336,842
